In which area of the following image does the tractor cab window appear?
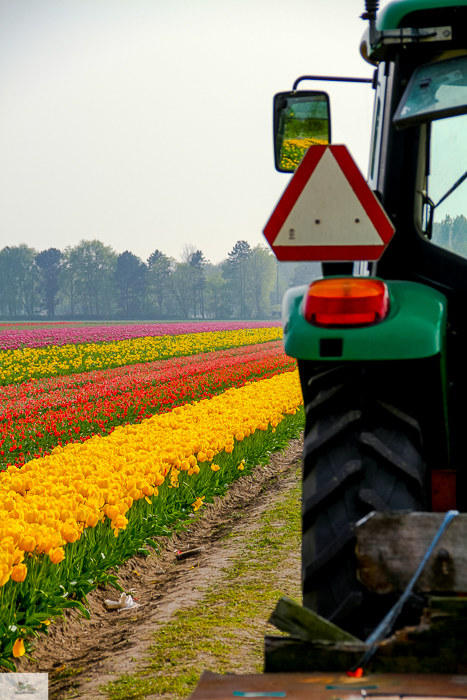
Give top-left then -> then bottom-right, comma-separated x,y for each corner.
426,113 -> 467,257
394,55 -> 467,129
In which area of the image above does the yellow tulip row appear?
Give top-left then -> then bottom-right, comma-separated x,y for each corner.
0,370 -> 302,588
280,137 -> 329,170
284,137 -> 329,148
0,327 -> 282,385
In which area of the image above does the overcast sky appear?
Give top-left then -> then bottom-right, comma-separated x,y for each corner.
0,0 -> 390,264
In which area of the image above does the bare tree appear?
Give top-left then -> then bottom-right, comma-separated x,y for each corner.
246,245 -> 276,319
168,262 -> 191,318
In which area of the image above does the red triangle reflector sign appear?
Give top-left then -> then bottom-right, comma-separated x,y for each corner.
263,145 -> 395,262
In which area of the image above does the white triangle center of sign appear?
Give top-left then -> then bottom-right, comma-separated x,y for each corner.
272,148 -> 384,247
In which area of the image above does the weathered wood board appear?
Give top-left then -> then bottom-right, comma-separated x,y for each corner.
189,671 -> 467,699
265,600 -> 467,674
268,596 -> 360,643
355,512 -> 467,594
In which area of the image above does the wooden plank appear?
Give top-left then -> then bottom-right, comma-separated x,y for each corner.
355,512 -> 467,594
189,671 -> 467,699
429,596 -> 467,615
264,635 -> 365,673
268,596 -> 360,643
265,595 -> 467,675
264,631 -> 467,675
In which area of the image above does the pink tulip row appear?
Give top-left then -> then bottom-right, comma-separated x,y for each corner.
0,321 -> 281,350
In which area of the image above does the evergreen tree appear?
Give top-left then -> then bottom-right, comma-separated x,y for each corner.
147,250 -> 172,318
225,240 -> 251,318
189,249 -> 208,318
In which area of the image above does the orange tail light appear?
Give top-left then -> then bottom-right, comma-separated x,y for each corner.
304,277 -> 390,327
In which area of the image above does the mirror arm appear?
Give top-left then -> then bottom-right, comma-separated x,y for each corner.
292,75 -> 373,90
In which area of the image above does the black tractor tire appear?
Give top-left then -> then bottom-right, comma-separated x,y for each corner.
301,362 -> 427,639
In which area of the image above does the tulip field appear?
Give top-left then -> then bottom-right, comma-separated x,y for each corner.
0,321 -> 279,351
0,321 -> 304,670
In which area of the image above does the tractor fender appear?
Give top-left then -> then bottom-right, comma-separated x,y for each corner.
282,279 -> 447,361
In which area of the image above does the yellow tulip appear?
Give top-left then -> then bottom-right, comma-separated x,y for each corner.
62,526 -> 79,544
49,547 -> 65,564
12,549 -> 24,566
13,638 -> 25,657
19,536 -> 36,553
111,515 -> 128,530
11,564 -> 27,582
105,505 -> 120,520
86,512 -> 99,528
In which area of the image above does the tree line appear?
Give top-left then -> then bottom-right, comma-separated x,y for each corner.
0,240 -> 320,320
433,214 -> 467,257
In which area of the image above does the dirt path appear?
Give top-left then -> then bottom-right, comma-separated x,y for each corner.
17,439 -> 303,699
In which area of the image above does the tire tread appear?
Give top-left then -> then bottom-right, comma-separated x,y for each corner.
302,365 -> 426,636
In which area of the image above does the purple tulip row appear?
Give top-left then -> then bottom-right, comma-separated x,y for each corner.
0,321 -> 281,350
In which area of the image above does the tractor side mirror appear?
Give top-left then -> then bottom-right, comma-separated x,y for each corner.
273,91 -> 331,173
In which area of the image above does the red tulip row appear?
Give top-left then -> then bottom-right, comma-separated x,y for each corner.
0,341 -> 295,468
0,341 -> 282,419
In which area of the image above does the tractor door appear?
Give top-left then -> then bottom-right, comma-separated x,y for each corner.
373,34 -> 467,510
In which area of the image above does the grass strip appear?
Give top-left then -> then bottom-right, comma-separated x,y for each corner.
101,464 -> 302,699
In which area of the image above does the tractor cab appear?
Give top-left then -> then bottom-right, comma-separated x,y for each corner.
264,0 -> 467,638
366,0 -> 467,514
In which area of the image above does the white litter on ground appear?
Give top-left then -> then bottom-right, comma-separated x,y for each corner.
104,592 -> 140,612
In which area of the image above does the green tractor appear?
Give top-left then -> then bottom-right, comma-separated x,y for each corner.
265,0 -> 467,639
